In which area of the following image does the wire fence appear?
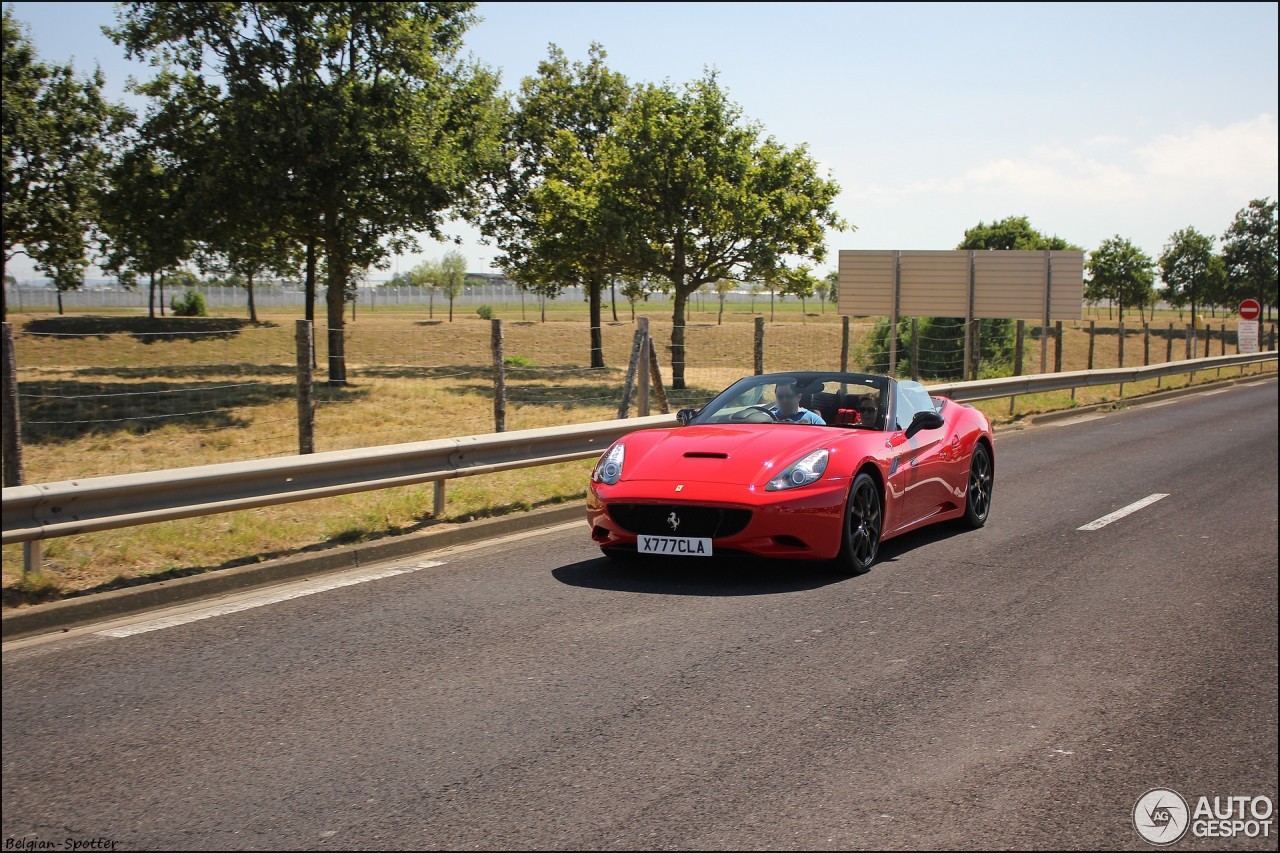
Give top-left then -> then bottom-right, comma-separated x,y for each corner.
3,313 -> 1276,486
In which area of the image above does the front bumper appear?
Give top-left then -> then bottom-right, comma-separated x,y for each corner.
587,478 -> 848,560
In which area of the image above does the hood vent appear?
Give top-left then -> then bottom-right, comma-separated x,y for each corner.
683,451 -> 729,459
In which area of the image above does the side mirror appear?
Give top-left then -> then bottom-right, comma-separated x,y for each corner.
905,409 -> 945,439
676,408 -> 699,426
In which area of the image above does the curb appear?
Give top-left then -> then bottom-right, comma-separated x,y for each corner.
2,502 -> 584,641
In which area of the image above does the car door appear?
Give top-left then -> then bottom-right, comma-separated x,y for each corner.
892,381 -> 947,525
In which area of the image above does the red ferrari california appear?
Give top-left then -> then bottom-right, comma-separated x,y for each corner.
587,371 -> 993,572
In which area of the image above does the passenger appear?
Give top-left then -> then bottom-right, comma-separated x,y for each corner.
772,382 -> 825,425
858,396 -> 879,428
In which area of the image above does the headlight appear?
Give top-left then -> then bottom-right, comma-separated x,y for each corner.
765,449 -> 829,491
591,442 -> 625,485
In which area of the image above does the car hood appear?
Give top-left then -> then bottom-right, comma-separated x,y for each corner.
620,424 -> 837,486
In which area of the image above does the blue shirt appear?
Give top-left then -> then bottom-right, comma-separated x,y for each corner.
772,406 -> 825,425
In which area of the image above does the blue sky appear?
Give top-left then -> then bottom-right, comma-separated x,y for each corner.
7,1 -> 1278,281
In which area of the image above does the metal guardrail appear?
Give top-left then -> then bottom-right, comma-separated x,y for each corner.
929,351 -> 1276,402
1,351 -> 1274,547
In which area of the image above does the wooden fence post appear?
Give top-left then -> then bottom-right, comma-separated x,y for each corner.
1,323 -> 22,488
1143,323 -> 1150,366
754,316 -> 765,375
1087,320 -> 1096,370
618,326 -> 644,418
491,318 -> 505,433
295,320 -> 315,455
840,316 -> 850,373
647,343 -> 670,414
1054,321 -> 1063,373
637,317 -> 650,417
1009,319 -> 1024,415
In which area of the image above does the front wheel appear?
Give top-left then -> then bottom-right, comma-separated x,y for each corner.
962,442 -> 992,528
837,472 -> 882,574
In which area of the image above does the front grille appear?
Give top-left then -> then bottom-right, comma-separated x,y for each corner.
607,503 -> 752,538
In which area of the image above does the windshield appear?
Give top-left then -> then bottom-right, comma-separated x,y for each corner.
690,372 -> 890,430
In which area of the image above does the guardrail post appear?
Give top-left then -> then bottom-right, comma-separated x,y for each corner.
295,320 -> 315,455
433,480 -> 446,518
491,318 -> 506,432
637,317 -> 651,417
754,316 -> 765,375
840,315 -> 850,373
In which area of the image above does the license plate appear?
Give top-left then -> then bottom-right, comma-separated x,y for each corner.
637,535 -> 713,557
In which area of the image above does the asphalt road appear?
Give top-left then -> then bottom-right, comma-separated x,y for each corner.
3,378 -> 1277,851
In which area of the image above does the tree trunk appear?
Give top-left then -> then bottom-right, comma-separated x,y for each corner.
610,278 -> 618,323
588,272 -> 605,368
247,270 -> 258,323
57,290 -> 64,315
324,236 -> 348,386
0,256 -> 7,321
448,295 -> 454,322
148,272 -> 157,319
670,249 -> 688,390
718,294 -> 724,325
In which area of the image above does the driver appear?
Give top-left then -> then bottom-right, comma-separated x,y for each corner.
772,382 -> 825,425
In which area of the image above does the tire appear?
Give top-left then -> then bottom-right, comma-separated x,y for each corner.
837,472 -> 882,574
962,441 -> 993,528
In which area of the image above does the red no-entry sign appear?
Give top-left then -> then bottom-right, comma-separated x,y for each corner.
1239,298 -> 1261,320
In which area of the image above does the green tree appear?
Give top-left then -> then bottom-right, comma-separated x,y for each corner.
619,275 -> 652,322
439,250 -> 467,322
1087,236 -> 1155,324
1221,198 -> 1278,320
409,258 -> 441,318
959,215 -> 1075,252
2,8 -> 129,319
484,43 -> 630,367
778,265 -> 819,323
110,2 -> 504,383
1158,227 -> 1214,327
713,278 -> 736,325
98,145 -> 192,318
599,72 -> 846,388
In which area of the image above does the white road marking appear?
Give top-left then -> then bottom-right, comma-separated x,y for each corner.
96,561 -> 444,638
1042,414 -> 1106,428
1077,494 -> 1169,531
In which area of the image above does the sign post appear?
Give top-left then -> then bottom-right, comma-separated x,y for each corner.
1239,299 -> 1261,354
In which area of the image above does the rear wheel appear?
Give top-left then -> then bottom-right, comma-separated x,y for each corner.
962,442 -> 992,528
837,472 -> 882,574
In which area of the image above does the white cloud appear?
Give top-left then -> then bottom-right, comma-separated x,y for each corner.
1136,114 -> 1278,186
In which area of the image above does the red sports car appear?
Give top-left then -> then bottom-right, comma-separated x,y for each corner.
587,371 -> 993,572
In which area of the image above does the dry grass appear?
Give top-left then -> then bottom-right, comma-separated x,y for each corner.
2,304 -> 1274,605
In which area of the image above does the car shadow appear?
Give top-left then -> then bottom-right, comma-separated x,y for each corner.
552,554 -> 851,596
553,520 -> 981,596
